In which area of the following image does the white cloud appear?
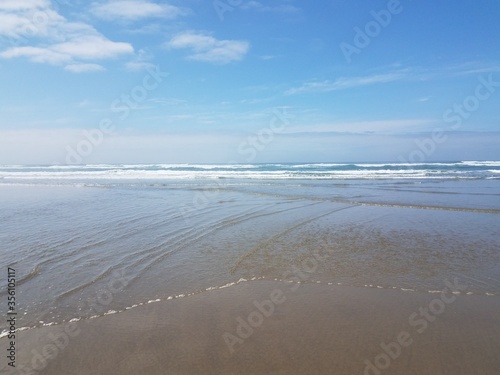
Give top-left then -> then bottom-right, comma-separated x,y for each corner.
241,1 -> 300,13
1,46 -> 70,64
282,119 -> 437,134
284,64 -> 500,95
448,62 -> 500,76
77,99 -> 92,107
65,63 -> 105,73
125,60 -> 155,71
0,9 -> 65,39
285,72 -> 408,95
0,1 -> 134,71
166,32 -> 249,64
0,0 -> 49,11
125,48 -> 155,71
52,35 -> 133,60
90,0 -> 187,21
0,14 -> 29,37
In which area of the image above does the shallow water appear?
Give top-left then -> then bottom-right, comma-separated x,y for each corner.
0,164 -> 499,335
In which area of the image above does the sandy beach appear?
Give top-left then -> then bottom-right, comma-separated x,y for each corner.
1,171 -> 499,374
2,0 -> 500,372
3,280 -> 500,375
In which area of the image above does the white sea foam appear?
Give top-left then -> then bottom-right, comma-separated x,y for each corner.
1,278 -> 497,337
0,162 -> 498,182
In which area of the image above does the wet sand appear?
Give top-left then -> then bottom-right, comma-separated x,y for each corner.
1,179 -> 499,374
3,280 -> 499,375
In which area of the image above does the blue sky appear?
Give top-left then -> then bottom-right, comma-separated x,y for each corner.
0,0 -> 499,164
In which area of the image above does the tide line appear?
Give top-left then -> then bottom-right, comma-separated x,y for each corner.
0,276 -> 497,339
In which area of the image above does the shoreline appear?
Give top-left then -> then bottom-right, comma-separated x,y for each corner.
2,280 -> 499,375
2,274 -> 498,339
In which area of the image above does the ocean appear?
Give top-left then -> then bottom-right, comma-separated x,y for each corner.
1,161 -> 499,338
1,161 -> 500,181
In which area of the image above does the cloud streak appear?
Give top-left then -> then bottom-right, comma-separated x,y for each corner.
241,1 -> 300,14
285,72 -> 408,95
282,119 -> 438,135
166,31 -> 249,64
64,63 -> 105,73
90,0 -> 188,21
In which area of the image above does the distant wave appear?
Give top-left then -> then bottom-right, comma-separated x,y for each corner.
0,161 -> 499,182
